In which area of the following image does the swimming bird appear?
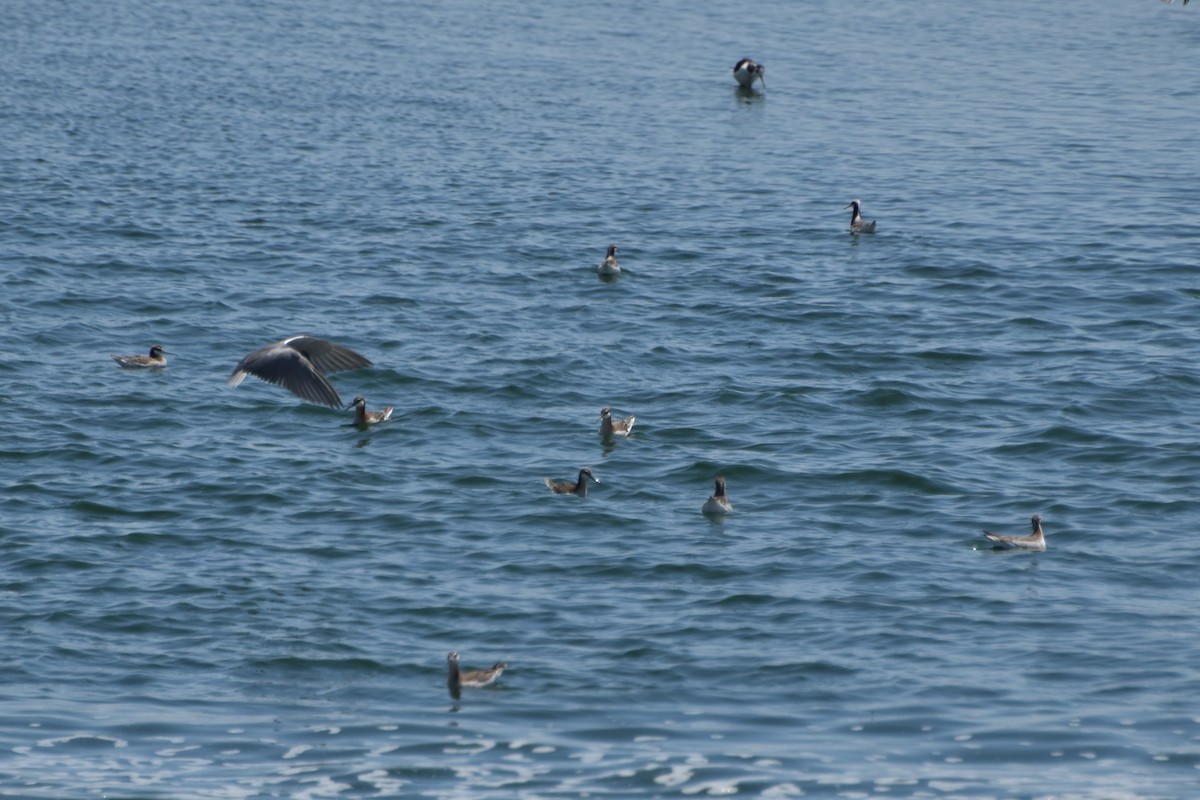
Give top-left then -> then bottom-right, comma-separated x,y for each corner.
447,650 -> 507,697
226,335 -> 372,409
983,514 -> 1047,551
845,199 -> 876,234
702,476 -> 733,514
351,395 -> 393,427
598,244 -> 620,275
544,466 -> 599,497
732,58 -> 765,90
599,406 -> 635,437
112,344 -> 168,369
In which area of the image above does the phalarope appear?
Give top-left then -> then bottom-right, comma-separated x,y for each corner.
544,467 -> 599,497
226,335 -> 372,409
112,344 -> 168,369
845,199 -> 876,234
447,650 -> 507,697
732,58 -> 765,90
351,395 -> 393,426
702,476 -> 733,514
599,407 -> 635,436
983,514 -> 1047,551
598,244 -> 620,275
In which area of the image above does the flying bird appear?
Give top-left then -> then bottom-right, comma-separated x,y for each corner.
226,335 -> 372,408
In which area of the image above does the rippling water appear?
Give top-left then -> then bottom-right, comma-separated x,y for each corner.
3,0 -> 1200,797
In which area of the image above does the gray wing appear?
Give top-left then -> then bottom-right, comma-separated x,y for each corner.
227,337 -> 369,408
280,336 -> 372,376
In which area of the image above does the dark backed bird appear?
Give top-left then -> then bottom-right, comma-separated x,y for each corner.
544,467 -> 599,497
226,335 -> 372,408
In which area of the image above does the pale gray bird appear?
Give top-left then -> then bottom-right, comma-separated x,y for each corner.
112,344 -> 168,369
351,395 -> 393,426
447,650 -> 507,698
845,199 -> 877,234
702,476 -> 733,515
983,515 -> 1047,551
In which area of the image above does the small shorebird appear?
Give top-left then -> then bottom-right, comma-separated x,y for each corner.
226,335 -> 372,408
983,514 -> 1047,551
447,651 -> 507,697
598,244 -> 620,275
732,58 -> 765,90
112,344 -> 168,369
845,199 -> 876,234
350,395 -> 393,427
702,476 -> 733,514
599,406 -> 635,437
544,466 -> 599,497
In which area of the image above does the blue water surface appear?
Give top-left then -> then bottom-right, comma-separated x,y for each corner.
2,1 -> 1199,797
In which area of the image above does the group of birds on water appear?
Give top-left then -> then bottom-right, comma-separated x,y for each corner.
113,335 -> 395,427
727,55 -> 1037,547
110,324 -> 1046,699
535,408 -> 733,514
590,58 -> 878,262
105,55 -> 1053,698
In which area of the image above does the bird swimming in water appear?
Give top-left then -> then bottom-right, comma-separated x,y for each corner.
351,395 -> 393,427
599,406 -> 635,437
112,344 -> 168,369
447,650 -> 507,698
982,514 -> 1047,551
544,466 -> 599,497
845,199 -> 876,234
598,244 -> 620,275
732,58 -> 765,90
702,476 -> 733,515
226,335 -> 372,408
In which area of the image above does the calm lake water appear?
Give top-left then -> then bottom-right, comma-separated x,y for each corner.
2,0 -> 1199,797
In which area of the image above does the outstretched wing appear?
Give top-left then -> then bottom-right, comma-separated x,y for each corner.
227,336 -> 369,408
280,336 -> 372,376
